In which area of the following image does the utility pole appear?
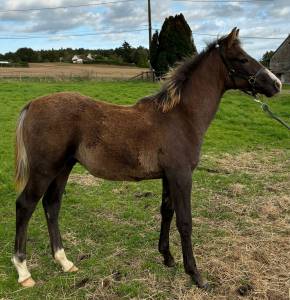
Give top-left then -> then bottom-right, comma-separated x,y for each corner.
148,0 -> 154,80
147,0 -> 152,54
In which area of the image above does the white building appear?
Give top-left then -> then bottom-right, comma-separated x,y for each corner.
72,55 -> 83,64
0,61 -> 10,65
87,53 -> 94,61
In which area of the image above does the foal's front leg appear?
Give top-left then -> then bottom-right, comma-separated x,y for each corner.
166,168 -> 207,289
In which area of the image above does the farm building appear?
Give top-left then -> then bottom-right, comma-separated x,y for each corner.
72,53 -> 94,64
0,61 -> 10,66
87,53 -> 94,61
72,55 -> 83,64
270,34 -> 290,83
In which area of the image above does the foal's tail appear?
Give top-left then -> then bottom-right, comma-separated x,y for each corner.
15,103 -> 30,192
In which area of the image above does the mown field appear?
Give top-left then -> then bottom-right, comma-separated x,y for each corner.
0,81 -> 289,300
0,63 -> 148,80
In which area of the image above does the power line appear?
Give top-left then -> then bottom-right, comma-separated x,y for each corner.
189,31 -> 285,40
0,24 -> 285,40
0,28 -> 284,41
0,0 -> 285,42
0,0 -> 273,14
0,28 -> 148,40
173,0 -> 271,2
235,36 -> 285,40
0,26 -> 284,41
150,28 -> 286,40
0,0 -> 134,13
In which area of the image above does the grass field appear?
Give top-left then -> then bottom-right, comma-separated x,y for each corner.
0,81 -> 289,300
0,63 -> 148,80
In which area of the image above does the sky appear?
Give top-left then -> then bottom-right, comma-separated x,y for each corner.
0,0 -> 289,59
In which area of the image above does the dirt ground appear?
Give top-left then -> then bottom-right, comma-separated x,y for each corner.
0,63 -> 148,80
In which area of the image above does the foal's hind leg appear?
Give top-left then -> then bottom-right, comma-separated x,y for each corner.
42,160 -> 78,273
158,177 -> 175,267
13,176 -> 51,287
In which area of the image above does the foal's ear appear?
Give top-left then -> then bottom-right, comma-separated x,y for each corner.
225,27 -> 239,48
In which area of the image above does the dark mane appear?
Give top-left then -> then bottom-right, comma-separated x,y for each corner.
149,36 -> 240,112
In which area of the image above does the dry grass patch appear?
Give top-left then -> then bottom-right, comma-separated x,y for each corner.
182,150 -> 290,299
69,173 -> 104,187
202,150 -> 289,176
196,233 -> 290,299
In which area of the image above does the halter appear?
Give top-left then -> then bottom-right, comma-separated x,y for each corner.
217,43 -> 290,131
217,43 -> 265,97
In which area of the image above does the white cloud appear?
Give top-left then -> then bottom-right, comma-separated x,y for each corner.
0,0 -> 288,58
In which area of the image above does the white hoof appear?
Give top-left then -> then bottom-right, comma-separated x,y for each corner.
20,277 -> 36,288
54,248 -> 77,272
12,256 -> 33,286
67,265 -> 79,273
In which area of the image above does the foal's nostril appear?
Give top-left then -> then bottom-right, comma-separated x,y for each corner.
274,80 -> 282,91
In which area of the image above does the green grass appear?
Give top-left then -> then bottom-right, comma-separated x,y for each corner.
0,80 -> 289,299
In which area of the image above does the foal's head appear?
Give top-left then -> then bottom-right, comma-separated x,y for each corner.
218,28 -> 281,97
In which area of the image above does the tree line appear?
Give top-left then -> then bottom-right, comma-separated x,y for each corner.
0,42 -> 149,68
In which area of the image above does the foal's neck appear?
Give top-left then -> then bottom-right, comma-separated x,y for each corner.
181,49 -> 227,136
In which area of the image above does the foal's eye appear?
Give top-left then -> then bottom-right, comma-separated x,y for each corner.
239,58 -> 249,64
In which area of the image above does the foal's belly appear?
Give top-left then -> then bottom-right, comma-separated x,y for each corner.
75,143 -> 162,181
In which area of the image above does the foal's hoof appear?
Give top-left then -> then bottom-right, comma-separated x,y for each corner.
191,273 -> 211,291
164,256 -> 175,267
20,277 -> 36,288
67,265 -> 79,272
200,282 -> 213,291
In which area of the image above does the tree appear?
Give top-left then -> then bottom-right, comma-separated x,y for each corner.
150,30 -> 159,69
150,14 -> 197,75
115,41 -> 134,63
3,52 -> 21,62
15,48 -> 38,62
133,47 -> 149,68
155,51 -> 168,76
260,51 -> 274,68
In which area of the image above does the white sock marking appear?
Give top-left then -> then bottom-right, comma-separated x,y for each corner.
12,256 -> 32,283
54,249 -> 74,272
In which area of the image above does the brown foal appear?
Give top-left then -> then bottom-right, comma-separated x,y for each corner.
12,28 -> 281,288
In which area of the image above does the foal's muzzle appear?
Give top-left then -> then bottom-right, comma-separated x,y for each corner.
255,68 -> 282,97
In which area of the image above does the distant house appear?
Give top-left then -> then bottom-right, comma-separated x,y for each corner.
72,55 -> 83,64
270,34 -> 290,83
87,53 -> 94,61
0,61 -> 10,66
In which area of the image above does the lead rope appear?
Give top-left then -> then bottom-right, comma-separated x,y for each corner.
252,97 -> 290,130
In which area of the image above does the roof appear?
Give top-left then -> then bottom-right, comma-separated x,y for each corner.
270,34 -> 290,72
272,34 -> 290,57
